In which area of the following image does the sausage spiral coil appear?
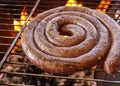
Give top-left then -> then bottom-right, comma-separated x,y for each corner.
22,6 -> 120,74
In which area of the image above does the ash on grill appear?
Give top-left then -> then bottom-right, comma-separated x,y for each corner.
0,46 -> 95,86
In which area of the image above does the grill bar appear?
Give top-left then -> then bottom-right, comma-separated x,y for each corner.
0,8 -> 33,12
0,7 -> 119,12
2,9 -> 119,15
0,13 -> 34,16
1,1 -> 119,5
0,52 -> 6,54
0,43 -> 11,46
0,4 -> 34,7
0,18 -> 31,21
1,0 -> 120,2
0,36 -> 15,39
0,83 -> 22,86
0,29 -> 18,32
0,23 -> 22,26
0,71 -> 120,84
38,0 -> 120,3
1,0 -> 37,2
0,43 -> 21,47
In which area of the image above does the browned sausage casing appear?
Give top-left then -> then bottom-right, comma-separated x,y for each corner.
21,6 -> 120,74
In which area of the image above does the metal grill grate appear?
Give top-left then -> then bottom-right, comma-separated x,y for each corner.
0,0 -> 120,85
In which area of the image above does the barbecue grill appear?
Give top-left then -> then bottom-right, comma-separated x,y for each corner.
0,0 -> 120,86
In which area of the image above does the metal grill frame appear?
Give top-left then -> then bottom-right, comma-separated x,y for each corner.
0,0 -> 120,85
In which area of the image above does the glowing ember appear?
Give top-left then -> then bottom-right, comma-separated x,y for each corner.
13,20 -> 21,31
77,3 -> 83,7
97,0 -> 111,13
65,0 -> 83,7
13,6 -> 33,31
62,35 -> 69,38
